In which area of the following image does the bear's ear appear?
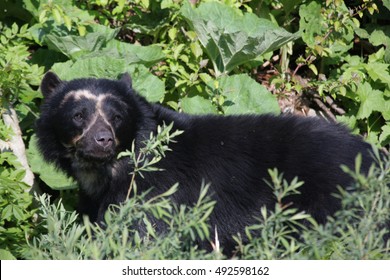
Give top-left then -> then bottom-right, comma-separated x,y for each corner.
41,72 -> 62,98
119,72 -> 132,88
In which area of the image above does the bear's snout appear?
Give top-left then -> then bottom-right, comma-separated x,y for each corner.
94,131 -> 114,149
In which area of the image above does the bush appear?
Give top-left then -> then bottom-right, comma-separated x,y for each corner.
23,151 -> 390,260
0,0 -> 389,259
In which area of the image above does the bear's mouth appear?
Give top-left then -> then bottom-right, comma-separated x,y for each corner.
76,151 -> 114,163
74,148 -> 116,163
62,140 -> 117,164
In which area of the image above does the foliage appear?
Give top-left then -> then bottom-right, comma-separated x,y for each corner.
0,0 -> 389,260
181,1 -> 299,77
23,152 -> 390,260
27,135 -> 77,190
24,123 -> 218,260
0,23 -> 43,103
301,152 -> 390,260
0,152 -> 36,260
119,122 -> 183,198
287,0 -> 390,146
237,152 -> 390,260
0,22 -> 43,260
234,168 -> 314,259
23,186 -> 219,260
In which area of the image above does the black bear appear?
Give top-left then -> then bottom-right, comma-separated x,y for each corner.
36,72 -> 374,253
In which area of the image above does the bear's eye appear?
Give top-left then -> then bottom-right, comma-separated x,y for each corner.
73,113 -> 83,122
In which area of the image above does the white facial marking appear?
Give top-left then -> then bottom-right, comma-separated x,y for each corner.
65,90 -> 116,145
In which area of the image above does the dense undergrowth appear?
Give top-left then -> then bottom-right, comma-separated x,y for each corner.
0,0 -> 389,259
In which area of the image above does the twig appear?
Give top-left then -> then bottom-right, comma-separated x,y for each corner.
1,99 -> 39,193
325,96 -> 346,115
126,151 -> 143,201
312,96 -> 337,122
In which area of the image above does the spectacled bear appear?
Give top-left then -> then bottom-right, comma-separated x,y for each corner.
36,72 -> 375,253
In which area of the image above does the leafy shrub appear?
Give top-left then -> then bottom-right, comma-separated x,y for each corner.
0,0 -> 389,260
0,22 -> 43,260
0,174 -> 37,260
238,152 -> 390,260
23,151 -> 390,260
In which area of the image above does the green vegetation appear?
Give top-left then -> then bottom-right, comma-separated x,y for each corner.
0,0 -> 389,259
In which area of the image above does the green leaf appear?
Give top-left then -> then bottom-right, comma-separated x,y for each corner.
308,64 -> 318,76
337,115 -> 358,133
12,205 -> 25,221
44,25 -> 119,59
379,123 -> 390,146
126,64 -> 165,103
2,204 -> 13,221
364,62 -> 390,85
52,56 -> 124,79
52,57 -> 165,103
181,95 -> 218,115
299,1 -> 354,57
0,249 -> 16,260
384,0 -> 390,11
181,2 -> 299,76
211,74 -> 280,115
299,1 -> 322,48
123,8 -> 170,36
356,83 -> 386,120
52,8 -> 62,24
84,40 -> 165,67
27,135 -> 77,190
24,0 -> 93,20
369,29 -> 390,47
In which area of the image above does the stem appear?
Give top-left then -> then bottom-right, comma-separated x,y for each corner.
126,151 -> 143,201
0,99 -> 39,193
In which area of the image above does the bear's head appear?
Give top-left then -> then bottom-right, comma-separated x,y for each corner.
36,72 -> 145,173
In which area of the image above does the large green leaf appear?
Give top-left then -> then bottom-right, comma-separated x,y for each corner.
52,56 -> 125,79
181,95 -> 218,115
356,82 -> 386,120
52,57 -> 165,103
126,64 -> 165,103
181,2 -> 299,76
27,135 -> 77,191
44,25 -> 119,59
212,74 -> 280,115
365,62 -> 390,85
82,40 -> 165,67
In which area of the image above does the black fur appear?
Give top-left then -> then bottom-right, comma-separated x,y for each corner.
36,72 -> 375,253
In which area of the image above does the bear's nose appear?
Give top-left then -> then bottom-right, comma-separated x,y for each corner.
94,131 -> 113,148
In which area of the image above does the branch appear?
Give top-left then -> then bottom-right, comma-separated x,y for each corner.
1,99 -> 39,193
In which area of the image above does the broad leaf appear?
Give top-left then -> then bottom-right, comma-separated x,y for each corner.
365,62 -> 390,85
211,74 -> 280,115
52,57 -> 165,103
126,64 -> 165,103
83,40 -> 165,67
27,135 -> 77,190
181,2 -> 299,76
44,25 -> 119,59
356,82 -> 386,120
181,95 -> 218,115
